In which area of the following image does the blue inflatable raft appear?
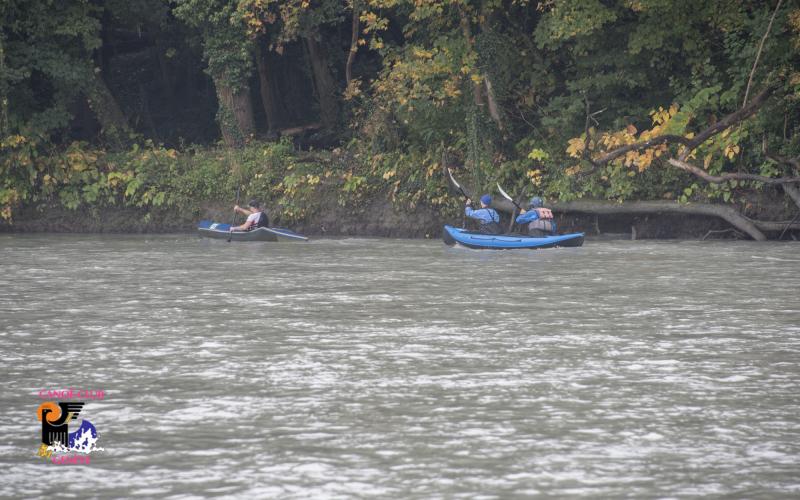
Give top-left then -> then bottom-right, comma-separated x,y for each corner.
197,220 -> 308,242
443,225 -> 584,250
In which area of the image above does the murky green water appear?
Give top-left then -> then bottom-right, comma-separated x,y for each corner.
1,234 -> 799,497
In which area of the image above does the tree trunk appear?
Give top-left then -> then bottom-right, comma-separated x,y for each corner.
86,70 -> 131,140
214,77 -> 255,147
255,39 -> 280,135
304,34 -> 339,130
154,39 -> 174,101
0,36 -> 8,136
458,6 -> 483,108
783,183 -> 800,211
484,76 -> 503,130
346,2 -> 360,86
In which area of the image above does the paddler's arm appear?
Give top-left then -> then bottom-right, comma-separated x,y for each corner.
465,199 -> 477,219
516,210 -> 539,224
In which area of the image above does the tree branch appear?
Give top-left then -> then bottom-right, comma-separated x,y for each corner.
743,0 -> 783,106
551,200 -> 767,240
765,151 -> 800,170
667,158 -> 800,185
678,83 -> 777,160
582,94 -> 599,167
593,134 -> 692,165
585,84 -> 776,169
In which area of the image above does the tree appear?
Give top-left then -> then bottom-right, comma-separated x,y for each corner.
0,0 -> 131,140
174,0 -> 256,146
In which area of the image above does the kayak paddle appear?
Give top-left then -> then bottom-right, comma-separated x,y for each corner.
447,168 -> 470,199
447,168 -> 469,228
227,183 -> 241,243
497,182 -> 523,211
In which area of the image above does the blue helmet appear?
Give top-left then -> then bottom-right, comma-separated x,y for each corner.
529,196 -> 543,208
480,194 -> 492,206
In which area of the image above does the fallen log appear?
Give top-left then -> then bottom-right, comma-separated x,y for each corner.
550,200 -> 766,241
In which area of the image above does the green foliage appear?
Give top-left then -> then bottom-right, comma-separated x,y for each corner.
1,0 -> 101,136
0,136 -> 305,222
173,0 -> 254,90
2,0 -> 800,226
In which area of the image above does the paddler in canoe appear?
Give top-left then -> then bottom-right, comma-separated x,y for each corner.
515,196 -> 556,236
465,194 -> 504,234
230,199 -> 269,232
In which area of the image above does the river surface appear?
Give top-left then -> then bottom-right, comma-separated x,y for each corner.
1,234 -> 799,498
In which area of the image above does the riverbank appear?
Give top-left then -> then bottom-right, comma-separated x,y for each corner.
2,139 -> 796,240
1,197 -> 754,240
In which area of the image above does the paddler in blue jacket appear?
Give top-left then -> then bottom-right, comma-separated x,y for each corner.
466,194 -> 503,234
515,196 -> 556,236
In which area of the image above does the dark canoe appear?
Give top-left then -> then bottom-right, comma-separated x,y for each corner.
197,220 -> 309,242
443,225 -> 584,250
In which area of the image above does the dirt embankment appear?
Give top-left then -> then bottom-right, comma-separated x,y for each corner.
1,194 -> 771,240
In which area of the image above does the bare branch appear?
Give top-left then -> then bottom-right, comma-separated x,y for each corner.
752,216 -> 800,232
703,228 -> 745,240
765,151 -> 800,170
582,94 -> 599,168
743,0 -> 783,106
667,158 -> 800,185
551,199 -> 767,240
778,210 -> 800,239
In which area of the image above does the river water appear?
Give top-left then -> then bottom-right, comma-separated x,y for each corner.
1,234 -> 798,498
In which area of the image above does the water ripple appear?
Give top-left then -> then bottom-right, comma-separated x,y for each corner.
1,235 -> 798,497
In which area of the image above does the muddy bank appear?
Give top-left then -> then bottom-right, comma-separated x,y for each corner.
1,195 -> 761,240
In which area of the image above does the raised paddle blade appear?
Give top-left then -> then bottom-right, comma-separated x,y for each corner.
496,183 -> 514,202
496,182 -> 522,210
447,168 -> 462,191
446,168 -> 469,200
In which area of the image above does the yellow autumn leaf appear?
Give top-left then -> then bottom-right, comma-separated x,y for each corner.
724,144 -> 740,160
566,137 -> 585,158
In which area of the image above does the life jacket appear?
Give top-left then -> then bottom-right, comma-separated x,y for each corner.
478,210 -> 503,234
528,219 -> 555,233
525,207 -> 555,234
254,211 -> 269,228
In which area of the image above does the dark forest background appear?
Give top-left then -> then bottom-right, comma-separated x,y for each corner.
1,0 -> 799,238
